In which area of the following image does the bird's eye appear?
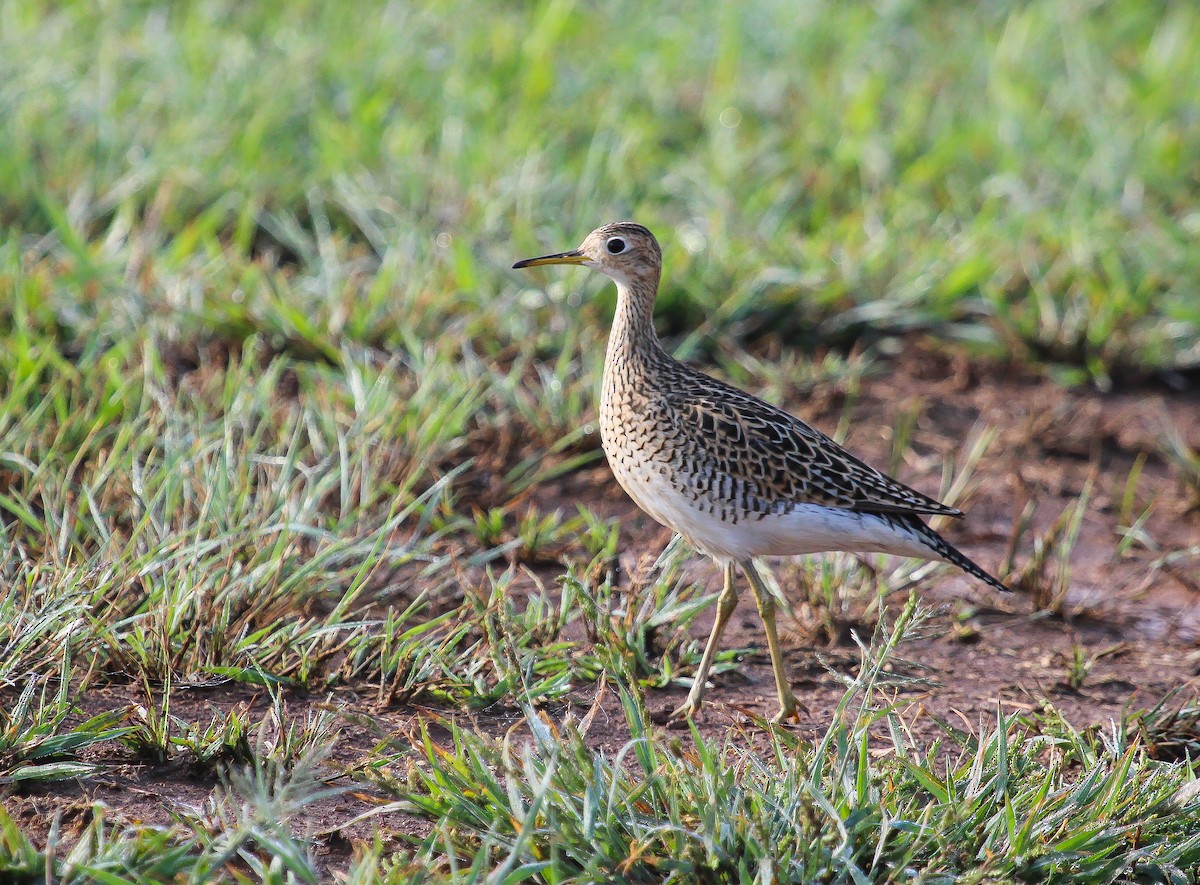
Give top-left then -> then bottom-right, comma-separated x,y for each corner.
606,237 -> 627,254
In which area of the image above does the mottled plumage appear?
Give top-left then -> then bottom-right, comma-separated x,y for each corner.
515,222 -> 1006,723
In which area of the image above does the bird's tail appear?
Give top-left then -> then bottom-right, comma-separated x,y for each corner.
902,514 -> 1009,594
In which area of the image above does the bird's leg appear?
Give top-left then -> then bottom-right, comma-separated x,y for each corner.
672,561 -> 738,720
742,560 -> 801,724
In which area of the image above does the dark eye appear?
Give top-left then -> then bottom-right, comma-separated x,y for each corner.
606,237 -> 627,254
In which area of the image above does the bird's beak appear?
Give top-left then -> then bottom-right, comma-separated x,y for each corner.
512,249 -> 587,269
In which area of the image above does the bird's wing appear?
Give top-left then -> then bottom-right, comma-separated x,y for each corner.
664,377 -> 962,517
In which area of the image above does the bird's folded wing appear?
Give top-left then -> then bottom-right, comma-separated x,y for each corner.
666,384 -> 962,517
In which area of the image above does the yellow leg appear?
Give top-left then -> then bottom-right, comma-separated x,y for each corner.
672,561 -> 738,720
742,560 -> 801,724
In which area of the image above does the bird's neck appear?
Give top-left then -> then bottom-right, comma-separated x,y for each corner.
605,276 -> 663,370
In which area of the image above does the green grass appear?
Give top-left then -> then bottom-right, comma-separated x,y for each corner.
2,0 -> 1200,880
3,0 -> 1199,379
384,601 -> 1200,882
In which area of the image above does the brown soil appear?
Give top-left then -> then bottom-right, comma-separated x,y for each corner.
6,344 -> 1200,872
522,346 -> 1200,738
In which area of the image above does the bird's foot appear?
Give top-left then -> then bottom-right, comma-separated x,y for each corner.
670,695 -> 705,721
769,694 -> 807,725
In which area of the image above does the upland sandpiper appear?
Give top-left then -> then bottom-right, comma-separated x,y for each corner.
514,222 -> 1007,723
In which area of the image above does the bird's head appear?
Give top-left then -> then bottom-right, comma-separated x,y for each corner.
513,222 -> 662,289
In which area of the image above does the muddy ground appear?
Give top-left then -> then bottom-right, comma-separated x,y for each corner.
6,345 -> 1200,868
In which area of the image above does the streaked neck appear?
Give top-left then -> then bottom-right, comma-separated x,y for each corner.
606,277 -> 662,366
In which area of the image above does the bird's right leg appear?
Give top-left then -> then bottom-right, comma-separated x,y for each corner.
671,561 -> 738,720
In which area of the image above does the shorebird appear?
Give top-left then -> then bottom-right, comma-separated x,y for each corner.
513,222 -> 1007,723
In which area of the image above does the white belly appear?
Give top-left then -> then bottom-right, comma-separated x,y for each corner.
606,457 -> 935,565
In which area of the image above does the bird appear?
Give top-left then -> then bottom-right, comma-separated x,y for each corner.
513,222 -> 1007,724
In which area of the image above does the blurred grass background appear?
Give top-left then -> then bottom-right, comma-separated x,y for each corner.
3,0 -> 1198,384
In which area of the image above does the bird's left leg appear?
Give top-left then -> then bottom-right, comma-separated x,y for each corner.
741,559 -> 801,724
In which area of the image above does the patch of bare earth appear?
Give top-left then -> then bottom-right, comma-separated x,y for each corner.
5,345 -> 1200,872
516,344 -> 1200,747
